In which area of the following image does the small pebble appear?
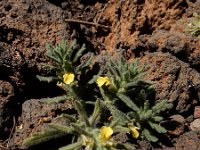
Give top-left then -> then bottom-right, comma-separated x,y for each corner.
194,106 -> 200,118
190,119 -> 200,131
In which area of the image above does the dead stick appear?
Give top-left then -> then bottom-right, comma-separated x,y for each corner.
0,144 -> 8,150
65,19 -> 110,29
4,116 -> 16,149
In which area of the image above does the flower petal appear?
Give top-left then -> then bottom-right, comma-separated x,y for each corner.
99,126 -> 113,142
63,73 -> 75,84
129,126 -> 139,139
97,77 -> 111,87
104,77 -> 111,86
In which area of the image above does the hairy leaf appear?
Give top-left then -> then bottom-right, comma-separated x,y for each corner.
23,129 -> 68,147
117,93 -> 139,111
142,129 -> 158,142
43,95 -> 70,104
36,75 -> 61,83
59,140 -> 82,150
148,121 -> 166,133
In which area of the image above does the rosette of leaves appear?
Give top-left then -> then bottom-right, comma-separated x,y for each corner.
37,39 -> 94,103
98,57 -> 152,121
106,57 -> 153,95
186,13 -> 200,38
37,39 -> 91,82
98,57 -> 172,142
126,91 -> 173,142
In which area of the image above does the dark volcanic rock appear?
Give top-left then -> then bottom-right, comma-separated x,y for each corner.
0,80 -> 14,139
175,131 -> 200,150
147,30 -> 200,67
0,0 -> 200,149
139,52 -> 200,113
10,98 -> 74,149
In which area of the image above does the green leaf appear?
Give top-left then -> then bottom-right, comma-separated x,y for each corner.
76,54 -> 94,71
109,60 -> 121,78
60,39 -> 67,53
148,121 -> 166,133
116,143 -> 136,150
72,44 -> 86,63
114,126 -> 129,133
142,129 -> 158,142
87,69 -> 103,84
75,101 -> 90,127
55,48 -> 64,62
142,109 -> 153,120
23,129 -> 68,147
110,119 -> 119,128
59,140 -> 82,150
39,63 -> 57,71
143,100 -> 150,111
36,75 -> 61,83
123,81 -> 138,89
186,13 -> 200,37
89,99 -> 101,126
47,51 -> 62,64
107,104 -> 129,125
59,114 -> 77,122
46,43 -> 52,49
152,116 -> 163,122
117,93 -> 139,111
116,62 -> 126,80
152,100 -> 172,114
71,123 -> 91,137
119,57 -> 128,80
67,40 -> 77,60
43,95 -> 70,104
48,124 -> 74,133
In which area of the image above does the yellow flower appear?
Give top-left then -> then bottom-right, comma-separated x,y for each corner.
82,135 -> 94,147
97,77 -> 111,87
129,126 -> 140,139
99,126 -> 113,143
63,73 -> 75,84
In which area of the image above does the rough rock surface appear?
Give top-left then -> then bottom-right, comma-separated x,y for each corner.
10,98 -> 74,149
0,80 -> 14,139
194,106 -> 200,118
175,131 -> 200,150
0,0 -> 200,149
190,119 -> 200,131
139,52 -> 200,113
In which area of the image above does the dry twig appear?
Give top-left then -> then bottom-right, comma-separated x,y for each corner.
2,116 -> 16,149
65,19 -> 110,29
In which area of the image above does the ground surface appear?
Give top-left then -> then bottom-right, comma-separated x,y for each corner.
0,0 -> 200,149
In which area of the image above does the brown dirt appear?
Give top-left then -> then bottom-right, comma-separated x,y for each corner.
0,0 -> 200,149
